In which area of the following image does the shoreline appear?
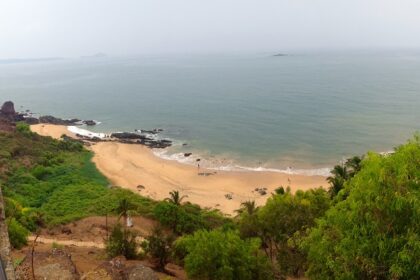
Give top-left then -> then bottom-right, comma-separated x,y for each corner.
31,124 -> 328,215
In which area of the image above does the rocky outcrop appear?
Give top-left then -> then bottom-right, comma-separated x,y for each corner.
111,132 -> 145,140
15,249 -> 79,280
81,257 -> 158,280
0,101 -> 15,116
83,120 -> 97,126
112,132 -> 172,149
39,115 -> 81,125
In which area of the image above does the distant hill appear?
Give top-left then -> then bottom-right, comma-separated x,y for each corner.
0,57 -> 63,64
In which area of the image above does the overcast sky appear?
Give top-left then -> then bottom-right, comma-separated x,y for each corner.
1,0 -> 420,58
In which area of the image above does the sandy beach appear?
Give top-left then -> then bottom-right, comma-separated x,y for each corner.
31,124 -> 327,215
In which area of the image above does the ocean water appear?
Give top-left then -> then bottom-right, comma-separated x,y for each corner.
1,51 -> 419,175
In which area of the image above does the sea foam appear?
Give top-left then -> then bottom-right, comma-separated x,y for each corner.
152,148 -> 332,177
67,126 -> 107,139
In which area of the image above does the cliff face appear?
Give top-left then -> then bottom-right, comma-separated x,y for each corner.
0,186 -> 16,279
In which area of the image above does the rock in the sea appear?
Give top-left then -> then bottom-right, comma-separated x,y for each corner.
83,120 -> 96,126
111,132 -> 144,139
39,115 -> 81,125
184,153 -> 192,157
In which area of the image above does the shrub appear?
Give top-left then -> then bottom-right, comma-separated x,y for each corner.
141,226 -> 175,271
176,229 -> 273,280
15,122 -> 33,137
106,223 -> 138,259
7,218 -> 29,249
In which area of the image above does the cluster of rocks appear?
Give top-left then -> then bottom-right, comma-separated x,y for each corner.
111,132 -> 172,149
254,187 -> 268,196
0,101 -> 99,126
1,101 -> 173,149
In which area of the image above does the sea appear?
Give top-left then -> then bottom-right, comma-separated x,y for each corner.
1,51 -> 419,176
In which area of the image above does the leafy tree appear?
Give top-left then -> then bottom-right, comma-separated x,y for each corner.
302,137 -> 420,279
153,201 -> 205,235
237,188 -> 330,278
106,223 -> 138,259
176,229 -> 273,280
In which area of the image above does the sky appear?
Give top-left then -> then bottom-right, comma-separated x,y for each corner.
1,0 -> 420,58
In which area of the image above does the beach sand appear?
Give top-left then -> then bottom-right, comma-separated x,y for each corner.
31,124 -> 327,215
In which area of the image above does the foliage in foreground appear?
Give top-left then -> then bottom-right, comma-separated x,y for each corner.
176,229 -> 273,280
236,188 -> 331,278
302,136 -> 420,279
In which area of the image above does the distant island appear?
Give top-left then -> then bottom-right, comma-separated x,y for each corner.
273,53 -> 288,57
81,52 -> 107,59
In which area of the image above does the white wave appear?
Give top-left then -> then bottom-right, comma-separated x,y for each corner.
152,148 -> 331,177
67,126 -> 107,139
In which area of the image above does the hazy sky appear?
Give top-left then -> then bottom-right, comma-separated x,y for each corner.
1,0 -> 420,58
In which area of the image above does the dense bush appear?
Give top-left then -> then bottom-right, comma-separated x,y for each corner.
236,188 -> 331,278
176,229 -> 273,280
141,226 -> 175,271
302,136 -> 420,279
106,223 -> 138,259
7,218 -> 29,249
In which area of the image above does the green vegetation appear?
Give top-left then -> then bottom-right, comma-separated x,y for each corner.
176,229 -> 273,280
106,223 -> 138,259
302,137 -> 420,279
0,123 -> 158,245
142,226 -> 175,271
1,122 -> 419,279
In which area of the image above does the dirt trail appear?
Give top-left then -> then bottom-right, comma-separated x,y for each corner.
28,236 -> 105,249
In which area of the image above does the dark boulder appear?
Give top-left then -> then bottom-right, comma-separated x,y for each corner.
184,153 -> 192,157
83,120 -> 96,126
39,115 -> 80,125
111,132 -> 143,139
24,117 -> 40,125
0,101 -> 15,116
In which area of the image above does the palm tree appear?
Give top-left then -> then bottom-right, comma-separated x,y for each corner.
327,165 -> 348,198
165,190 -> 187,206
235,200 -> 259,216
116,198 -> 133,227
345,156 -> 362,177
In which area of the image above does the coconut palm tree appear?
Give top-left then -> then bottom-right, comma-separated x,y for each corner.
345,156 -> 362,177
116,198 -> 133,227
327,165 -> 349,198
165,190 -> 187,206
235,200 -> 259,216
